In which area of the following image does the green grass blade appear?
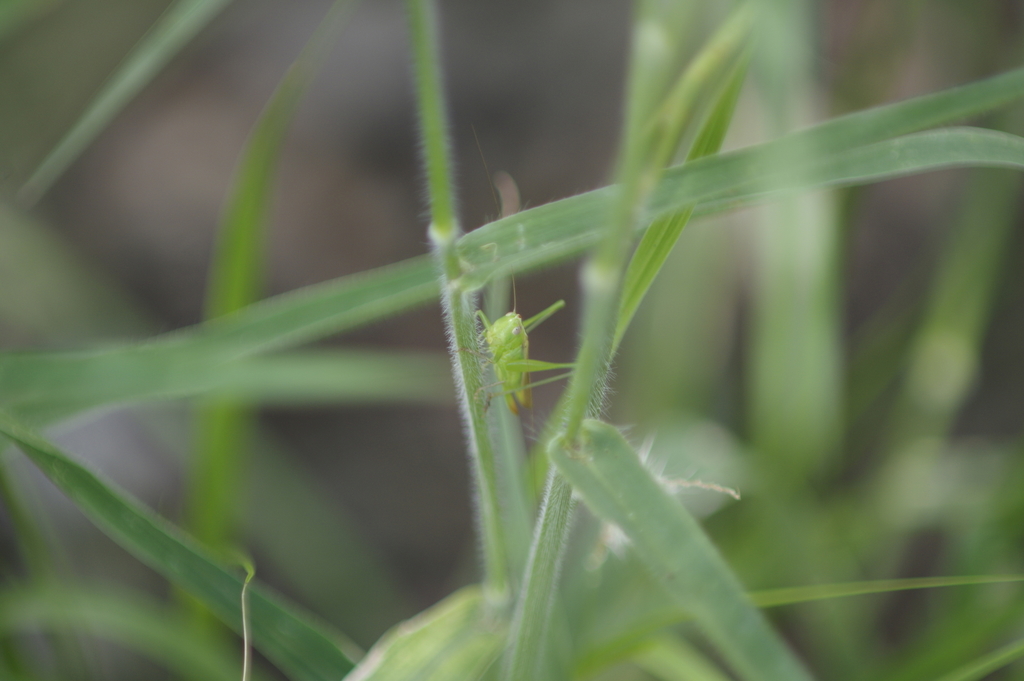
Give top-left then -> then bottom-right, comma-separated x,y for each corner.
750,575 -> 1024,608
173,255 -> 437,358
345,586 -> 504,681
575,573 -> 1024,678
550,420 -> 813,681
615,54 -> 747,351
506,9 -> 745,677
6,127 -> 1024,427
188,0 -> 355,566
632,633 -> 734,681
0,350 -> 451,424
458,126 -> 1024,289
0,256 -> 438,425
203,0 -> 354,321
889,168 -> 1020,445
930,637 -> 1024,681
0,203 -> 152,342
0,0 -> 58,50
242,436 -> 409,646
0,411 -> 357,681
18,0 -> 233,203
500,473 -> 574,681
0,584 -> 255,681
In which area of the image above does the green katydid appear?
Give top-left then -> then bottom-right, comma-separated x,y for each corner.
476,299 -> 573,414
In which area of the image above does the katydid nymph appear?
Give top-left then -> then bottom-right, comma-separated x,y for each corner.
477,299 -> 573,414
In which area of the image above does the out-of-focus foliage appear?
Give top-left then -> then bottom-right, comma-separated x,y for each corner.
1,1 -> 1024,680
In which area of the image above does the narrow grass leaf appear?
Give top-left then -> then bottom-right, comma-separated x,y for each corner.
345,586 -> 504,681
0,0 -> 58,48
0,411 -> 357,681
930,637 -> 1024,681
0,204 -> 152,342
632,633 -> 734,681
6,127 -> 1024,428
188,0 -> 356,566
750,574 -> 1024,608
204,0 -> 355,321
0,584 -> 253,681
459,127 -> 1024,289
550,420 -> 813,681
19,0 -> 233,203
575,573 -> 1024,676
615,55 -> 747,350
0,350 -> 451,424
0,256 -> 439,426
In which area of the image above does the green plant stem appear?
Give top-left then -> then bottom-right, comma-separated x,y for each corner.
406,0 -> 509,604
501,471 -> 574,681
506,7 -> 718,679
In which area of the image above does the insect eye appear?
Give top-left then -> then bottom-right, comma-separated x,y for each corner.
513,326 -> 522,335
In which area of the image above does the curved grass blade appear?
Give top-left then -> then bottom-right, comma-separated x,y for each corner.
0,350 -> 451,425
346,586 -> 504,681
7,63 -> 1024,348
0,583 -> 259,681
19,0 -> 234,203
575,573 -> 1024,677
0,255 -> 438,426
931,637 -> 1024,681
615,53 -> 748,351
632,633 -> 733,681
6,127 -> 1024,428
0,410 -> 357,681
188,0 -> 357,559
550,420 -> 813,681
751,574 -> 1024,608
458,126 -> 1024,289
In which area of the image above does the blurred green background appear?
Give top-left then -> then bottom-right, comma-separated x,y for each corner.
2,0 -> 1024,679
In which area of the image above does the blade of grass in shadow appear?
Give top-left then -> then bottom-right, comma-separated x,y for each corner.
344,586 -> 504,681
1,349 -> 451,425
632,633 -> 733,681
550,419 -> 813,681
186,0 -> 356,575
929,637 -> 1024,681
0,204 -> 153,342
0,0 -> 59,54
406,0 -> 511,604
574,573 -> 1024,677
0,410 -> 357,681
745,0 -> 847,665
877,168 -> 1020,490
242,433 -> 411,647
750,575 -> 1024,608
0,583 -> 267,681
18,0 -> 234,203
855,167 -> 1023,681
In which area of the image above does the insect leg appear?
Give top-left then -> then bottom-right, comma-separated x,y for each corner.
523,299 -> 565,332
